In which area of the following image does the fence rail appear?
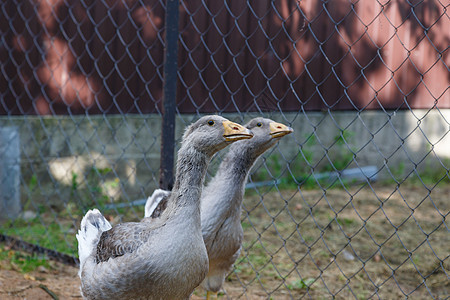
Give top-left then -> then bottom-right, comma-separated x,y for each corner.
0,0 -> 449,299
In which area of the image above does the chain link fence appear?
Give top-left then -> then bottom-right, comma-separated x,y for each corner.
1,0 -> 449,298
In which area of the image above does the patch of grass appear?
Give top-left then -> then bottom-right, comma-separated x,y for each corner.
21,175 -> 39,212
322,131 -> 355,172
70,166 -> 144,221
283,134 -> 318,190
236,241 -> 276,279
287,278 -> 315,290
241,221 -> 252,230
383,157 -> 450,188
0,244 -> 51,273
70,166 -> 115,211
390,162 -> 405,183
248,132 -> 360,192
335,217 -> 355,226
0,217 -> 76,256
410,158 -> 450,186
11,167 -> 144,261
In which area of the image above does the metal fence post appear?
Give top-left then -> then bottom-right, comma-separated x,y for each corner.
159,0 -> 180,191
0,127 -> 21,221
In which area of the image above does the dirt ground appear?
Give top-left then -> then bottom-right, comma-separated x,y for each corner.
0,261 -> 271,299
0,184 -> 448,299
0,265 -> 81,299
0,264 -> 272,299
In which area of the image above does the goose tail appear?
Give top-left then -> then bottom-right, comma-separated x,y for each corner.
144,189 -> 171,218
76,209 -> 111,276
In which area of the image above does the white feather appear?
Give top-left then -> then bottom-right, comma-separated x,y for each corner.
144,189 -> 171,218
76,208 -> 112,277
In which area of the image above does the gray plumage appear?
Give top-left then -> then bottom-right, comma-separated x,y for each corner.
200,118 -> 293,295
144,117 -> 293,296
77,115 -> 253,300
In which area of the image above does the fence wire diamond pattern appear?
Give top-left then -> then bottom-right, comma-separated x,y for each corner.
0,0 -> 448,299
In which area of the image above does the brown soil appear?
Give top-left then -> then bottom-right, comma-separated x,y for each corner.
0,266 -> 80,299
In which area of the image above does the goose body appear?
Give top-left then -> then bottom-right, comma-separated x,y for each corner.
77,115 -> 253,300
145,117 -> 293,297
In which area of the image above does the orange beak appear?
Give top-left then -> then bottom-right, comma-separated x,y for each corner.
269,122 -> 293,138
222,120 -> 254,141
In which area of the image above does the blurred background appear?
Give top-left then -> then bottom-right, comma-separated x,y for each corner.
0,0 -> 448,298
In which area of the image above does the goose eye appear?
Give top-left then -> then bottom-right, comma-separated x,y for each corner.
256,122 -> 262,127
208,120 -> 215,126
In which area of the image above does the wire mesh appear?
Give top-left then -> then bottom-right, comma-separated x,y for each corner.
0,0 -> 449,299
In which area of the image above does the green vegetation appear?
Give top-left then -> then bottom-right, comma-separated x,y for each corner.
0,217 -> 76,256
287,278 -> 315,290
249,130 -> 449,193
335,217 -> 356,227
384,157 -> 450,187
0,166 -> 147,263
0,244 -> 51,273
321,131 -> 355,172
249,131 -> 358,192
69,166 -> 142,217
71,166 -> 112,210
408,158 -> 450,186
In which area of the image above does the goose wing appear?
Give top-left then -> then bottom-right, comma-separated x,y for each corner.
95,220 -> 163,263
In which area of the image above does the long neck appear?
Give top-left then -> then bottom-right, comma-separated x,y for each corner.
202,143 -> 259,215
170,144 -> 210,211
216,145 -> 257,189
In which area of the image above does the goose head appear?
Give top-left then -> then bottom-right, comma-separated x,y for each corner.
182,115 -> 253,156
239,117 -> 293,157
